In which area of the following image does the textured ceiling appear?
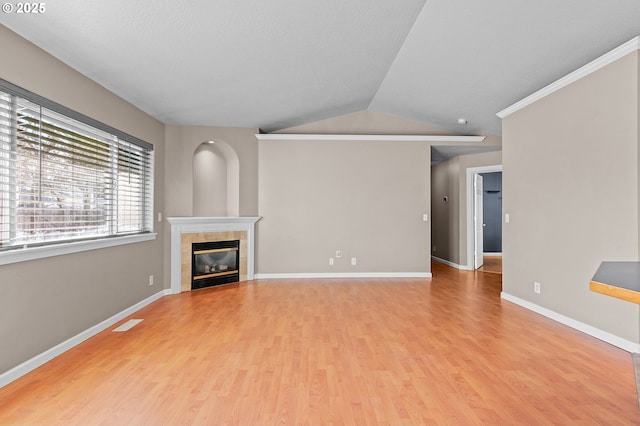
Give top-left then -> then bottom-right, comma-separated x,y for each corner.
2,1 -> 640,135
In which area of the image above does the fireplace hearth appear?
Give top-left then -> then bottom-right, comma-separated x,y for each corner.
192,240 -> 240,290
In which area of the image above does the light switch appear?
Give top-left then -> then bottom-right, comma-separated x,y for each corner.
505,213 -> 510,223
422,213 -> 429,222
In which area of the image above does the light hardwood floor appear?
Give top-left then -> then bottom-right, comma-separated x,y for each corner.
478,255 -> 502,274
0,262 -> 638,424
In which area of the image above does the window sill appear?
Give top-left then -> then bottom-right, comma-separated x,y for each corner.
0,233 -> 157,266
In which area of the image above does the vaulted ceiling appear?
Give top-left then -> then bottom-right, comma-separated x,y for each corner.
2,1 -> 640,136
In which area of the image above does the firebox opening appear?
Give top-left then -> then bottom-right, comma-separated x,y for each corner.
192,240 -> 240,290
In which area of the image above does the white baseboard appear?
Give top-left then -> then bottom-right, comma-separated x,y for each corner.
483,252 -> 502,257
0,289 -> 172,389
501,292 -> 640,354
431,256 -> 472,270
255,272 -> 432,279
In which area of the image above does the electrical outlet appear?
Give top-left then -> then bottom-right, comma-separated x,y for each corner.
351,257 -> 357,266
534,281 -> 540,294
329,258 -> 334,266
336,250 -> 341,258
149,275 -> 154,286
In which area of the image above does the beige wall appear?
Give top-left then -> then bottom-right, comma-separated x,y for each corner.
0,26 -> 166,374
431,158 -> 460,263
163,125 -> 259,217
502,51 -> 640,342
258,138 -> 432,274
260,111 -> 499,275
193,144 -> 229,216
431,149 -> 502,267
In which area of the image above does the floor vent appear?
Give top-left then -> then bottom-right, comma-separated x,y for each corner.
112,319 -> 143,332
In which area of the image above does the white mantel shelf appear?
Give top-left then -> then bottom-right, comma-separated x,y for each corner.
167,216 -> 261,294
167,216 -> 261,227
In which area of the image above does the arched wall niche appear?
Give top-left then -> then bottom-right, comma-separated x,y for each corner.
192,140 -> 240,217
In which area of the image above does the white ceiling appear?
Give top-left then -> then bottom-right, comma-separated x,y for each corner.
2,1 -> 640,135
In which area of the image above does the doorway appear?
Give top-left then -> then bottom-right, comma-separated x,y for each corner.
466,165 -> 502,270
479,172 -> 502,255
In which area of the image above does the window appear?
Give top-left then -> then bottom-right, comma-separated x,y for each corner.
0,79 -> 153,253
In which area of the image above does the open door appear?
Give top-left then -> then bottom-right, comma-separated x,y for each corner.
474,173 -> 484,269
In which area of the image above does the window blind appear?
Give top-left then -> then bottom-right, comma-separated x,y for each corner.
0,80 -> 153,250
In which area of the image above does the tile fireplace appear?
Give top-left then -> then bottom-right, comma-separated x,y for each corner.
167,217 -> 260,293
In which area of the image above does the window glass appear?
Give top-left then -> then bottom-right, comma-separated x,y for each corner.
0,82 -> 153,250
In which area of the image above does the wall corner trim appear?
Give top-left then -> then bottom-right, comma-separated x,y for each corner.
0,289 -> 172,389
501,291 -> 640,354
497,36 -> 640,119
431,255 -> 472,271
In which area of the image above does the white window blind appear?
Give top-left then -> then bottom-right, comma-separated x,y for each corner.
0,80 -> 153,250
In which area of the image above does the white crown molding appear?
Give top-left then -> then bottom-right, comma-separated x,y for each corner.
501,292 -> 640,354
0,289 -> 171,389
255,134 -> 485,142
255,272 -> 432,279
497,36 -> 640,119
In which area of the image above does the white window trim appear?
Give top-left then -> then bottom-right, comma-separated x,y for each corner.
0,232 -> 156,266
0,79 -> 155,257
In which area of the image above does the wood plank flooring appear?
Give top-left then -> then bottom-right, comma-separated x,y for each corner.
478,255 -> 502,274
0,262 -> 638,424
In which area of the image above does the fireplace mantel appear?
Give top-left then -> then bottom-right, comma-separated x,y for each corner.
167,216 -> 261,294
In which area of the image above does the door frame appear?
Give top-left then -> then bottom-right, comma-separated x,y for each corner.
473,173 -> 484,269
466,164 -> 502,270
